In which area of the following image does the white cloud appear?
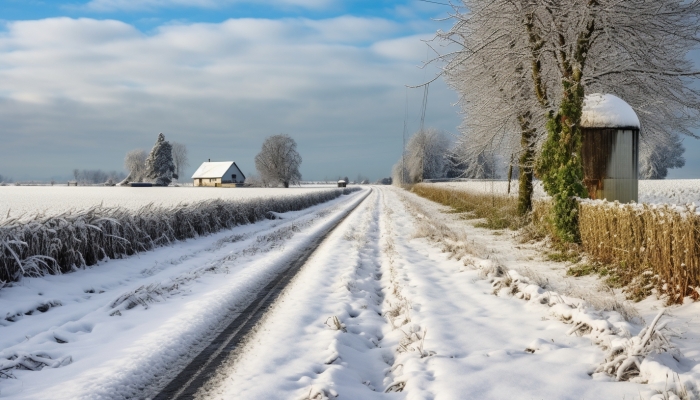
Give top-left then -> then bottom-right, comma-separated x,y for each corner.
0,16 -> 460,180
0,16 -> 411,104
372,34 -> 434,61
83,0 -> 333,12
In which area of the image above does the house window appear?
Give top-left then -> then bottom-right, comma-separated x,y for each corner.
210,178 -> 214,182
232,174 -> 237,180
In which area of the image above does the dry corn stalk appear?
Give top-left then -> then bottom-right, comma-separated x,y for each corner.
579,201 -> 700,303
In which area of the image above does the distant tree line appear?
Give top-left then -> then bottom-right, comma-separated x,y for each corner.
392,128 -> 498,185
72,169 -> 126,185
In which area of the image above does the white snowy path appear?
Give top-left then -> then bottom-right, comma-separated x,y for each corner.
205,187 -> 645,399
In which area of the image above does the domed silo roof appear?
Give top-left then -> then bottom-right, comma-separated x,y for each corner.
581,93 -> 640,129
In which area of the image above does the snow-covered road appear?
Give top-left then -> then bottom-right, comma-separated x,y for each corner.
193,187 -> 647,399
0,186 -> 684,399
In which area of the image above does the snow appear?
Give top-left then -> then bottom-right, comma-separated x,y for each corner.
433,179 -> 700,209
581,93 -> 640,129
638,179 -> 700,205
2,185 -> 700,399
0,186 -> 341,219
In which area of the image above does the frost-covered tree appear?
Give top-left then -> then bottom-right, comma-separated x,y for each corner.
640,135 -> 686,180
171,142 -> 189,181
254,134 -> 302,188
404,128 -> 451,183
391,160 -> 407,186
145,133 -> 176,186
441,2 -> 542,214
440,0 -> 700,241
446,141 -> 500,180
123,148 -> 147,184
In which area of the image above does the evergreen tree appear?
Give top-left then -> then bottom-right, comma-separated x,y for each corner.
145,133 -> 176,186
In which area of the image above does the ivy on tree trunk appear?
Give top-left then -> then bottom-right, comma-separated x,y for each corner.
536,80 -> 588,242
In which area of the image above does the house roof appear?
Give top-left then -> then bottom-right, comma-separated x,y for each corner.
191,161 -> 244,179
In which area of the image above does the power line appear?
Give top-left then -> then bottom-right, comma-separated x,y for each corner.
419,83 -> 429,132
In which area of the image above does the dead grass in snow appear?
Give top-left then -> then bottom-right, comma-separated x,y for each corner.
410,184 -> 525,230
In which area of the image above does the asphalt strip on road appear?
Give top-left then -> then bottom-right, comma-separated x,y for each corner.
151,188 -> 372,400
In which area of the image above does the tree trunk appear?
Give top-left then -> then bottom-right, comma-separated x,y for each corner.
517,117 -> 535,216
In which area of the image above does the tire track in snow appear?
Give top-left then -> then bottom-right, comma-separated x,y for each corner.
151,189 -> 373,399
190,188 -> 403,399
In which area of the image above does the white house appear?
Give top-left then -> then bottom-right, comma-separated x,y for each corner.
191,161 -> 246,187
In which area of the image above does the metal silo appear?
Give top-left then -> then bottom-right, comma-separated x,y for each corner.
580,93 -> 640,203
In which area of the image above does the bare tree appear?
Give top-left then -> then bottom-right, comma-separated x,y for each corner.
123,148 -> 148,184
405,129 -> 451,183
640,134 -> 686,179
171,141 -> 189,181
254,134 -> 302,188
441,1 -> 543,214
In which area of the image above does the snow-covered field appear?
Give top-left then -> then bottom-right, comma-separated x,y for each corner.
432,179 -> 700,205
2,185 -> 699,399
0,185 -> 342,218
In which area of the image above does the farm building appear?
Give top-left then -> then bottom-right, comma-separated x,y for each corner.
191,161 -> 246,187
580,93 -> 640,203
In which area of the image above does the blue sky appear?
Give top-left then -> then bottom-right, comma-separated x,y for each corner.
0,0 -> 696,182
2,1 -> 447,30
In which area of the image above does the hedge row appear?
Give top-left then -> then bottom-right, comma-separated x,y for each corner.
0,188 -> 359,284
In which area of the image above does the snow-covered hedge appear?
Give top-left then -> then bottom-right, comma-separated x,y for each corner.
0,188 -> 360,284
579,200 -> 700,303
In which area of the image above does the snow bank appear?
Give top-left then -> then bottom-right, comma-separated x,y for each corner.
581,93 -> 640,128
